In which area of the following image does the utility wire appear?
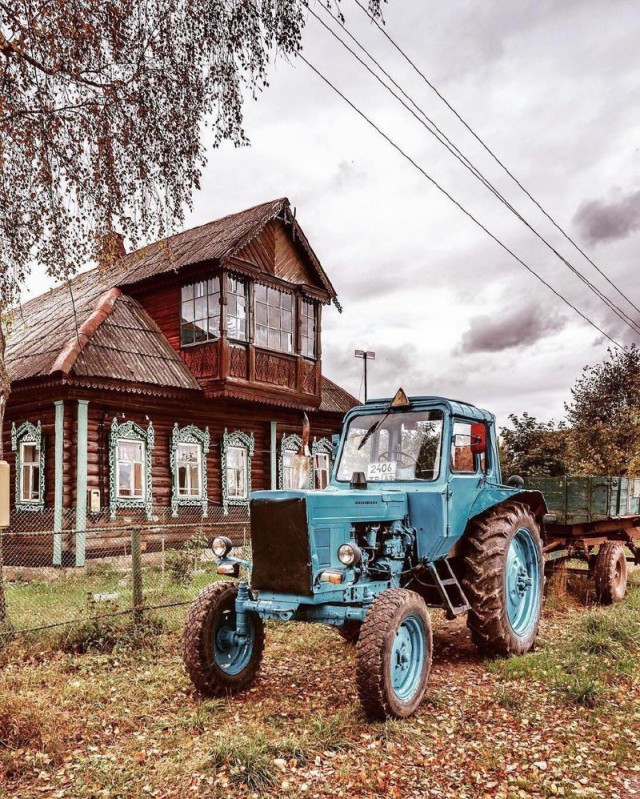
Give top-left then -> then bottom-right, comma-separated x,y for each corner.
310,4 -> 640,338
297,54 -> 622,348
352,0 -> 640,319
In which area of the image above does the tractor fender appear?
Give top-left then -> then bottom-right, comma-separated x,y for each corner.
467,487 -> 548,535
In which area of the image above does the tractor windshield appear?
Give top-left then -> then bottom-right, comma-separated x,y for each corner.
336,409 -> 444,483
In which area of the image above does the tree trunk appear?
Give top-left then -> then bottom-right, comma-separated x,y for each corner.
0,320 -> 10,624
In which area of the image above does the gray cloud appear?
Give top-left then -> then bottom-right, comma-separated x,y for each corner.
573,190 -> 640,244
457,304 -> 566,354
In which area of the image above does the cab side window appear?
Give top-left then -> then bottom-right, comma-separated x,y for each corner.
450,421 -> 475,473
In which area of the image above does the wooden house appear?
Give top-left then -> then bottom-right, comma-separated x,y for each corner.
3,198 -> 357,566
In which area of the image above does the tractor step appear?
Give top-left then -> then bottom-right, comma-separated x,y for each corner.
425,560 -> 471,620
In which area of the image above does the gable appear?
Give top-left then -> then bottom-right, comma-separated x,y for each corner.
234,219 -> 324,291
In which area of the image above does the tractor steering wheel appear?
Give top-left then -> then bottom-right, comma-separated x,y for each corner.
378,449 -> 419,469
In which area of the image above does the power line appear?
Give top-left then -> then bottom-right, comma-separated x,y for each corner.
352,0 -> 640,319
309,4 -> 640,338
297,53 -> 623,349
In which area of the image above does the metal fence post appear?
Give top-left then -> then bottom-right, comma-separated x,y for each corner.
0,459 -> 9,625
131,527 -> 143,625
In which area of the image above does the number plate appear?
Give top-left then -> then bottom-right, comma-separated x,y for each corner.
367,461 -> 397,481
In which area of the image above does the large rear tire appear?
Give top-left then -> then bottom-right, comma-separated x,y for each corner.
594,542 -> 627,604
183,582 -> 265,696
355,589 -> 432,720
463,501 -> 543,657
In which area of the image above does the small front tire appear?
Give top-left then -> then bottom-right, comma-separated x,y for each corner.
183,582 -> 265,696
355,589 -> 432,720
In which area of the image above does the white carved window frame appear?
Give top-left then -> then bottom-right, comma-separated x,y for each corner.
11,421 -> 45,511
109,417 -> 155,519
170,423 -> 210,517
221,429 -> 254,514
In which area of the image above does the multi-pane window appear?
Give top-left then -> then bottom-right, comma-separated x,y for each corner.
181,278 -> 220,345
116,440 -> 146,498
227,277 -> 248,341
20,442 -> 41,503
254,284 -> 294,353
226,446 -> 248,499
301,300 -> 317,358
176,442 -> 202,497
282,450 -> 295,489
313,453 -> 330,489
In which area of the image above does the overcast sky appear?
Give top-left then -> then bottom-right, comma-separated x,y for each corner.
25,0 -> 640,430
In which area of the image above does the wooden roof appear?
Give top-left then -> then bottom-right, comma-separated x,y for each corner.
6,199 -> 354,412
118,197 -> 337,300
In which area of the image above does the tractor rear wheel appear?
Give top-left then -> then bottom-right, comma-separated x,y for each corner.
594,542 -> 627,604
355,589 -> 432,720
463,501 -> 543,657
183,582 -> 265,696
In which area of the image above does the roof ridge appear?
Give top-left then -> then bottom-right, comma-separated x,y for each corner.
50,287 -> 122,375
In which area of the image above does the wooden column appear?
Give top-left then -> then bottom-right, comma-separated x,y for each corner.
270,421 -> 277,490
75,400 -> 89,567
53,400 -> 64,566
295,293 -> 303,393
315,303 -> 322,396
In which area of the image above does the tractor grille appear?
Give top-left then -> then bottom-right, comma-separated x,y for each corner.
250,497 -> 312,596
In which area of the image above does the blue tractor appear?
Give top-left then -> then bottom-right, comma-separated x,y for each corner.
183,390 -> 546,719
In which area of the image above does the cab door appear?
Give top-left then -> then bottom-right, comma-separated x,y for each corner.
446,419 -> 485,541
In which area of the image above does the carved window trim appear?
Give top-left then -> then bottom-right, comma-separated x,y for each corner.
170,424 -> 210,517
109,418 -> 155,519
312,437 -> 334,489
278,433 -> 302,490
11,421 -> 45,511
221,430 -> 254,514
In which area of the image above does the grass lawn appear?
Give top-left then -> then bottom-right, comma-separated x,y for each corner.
1,571 -> 639,798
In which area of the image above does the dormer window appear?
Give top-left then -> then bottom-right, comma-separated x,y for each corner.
227,276 -> 248,341
254,284 -> 293,354
181,277 -> 221,346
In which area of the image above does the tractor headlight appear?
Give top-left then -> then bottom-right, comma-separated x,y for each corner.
212,536 -> 232,558
338,543 -> 361,567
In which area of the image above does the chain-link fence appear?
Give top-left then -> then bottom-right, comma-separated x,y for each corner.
0,505 -> 250,649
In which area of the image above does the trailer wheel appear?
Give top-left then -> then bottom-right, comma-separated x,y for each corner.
183,582 -> 264,696
355,589 -> 432,720
594,543 -> 627,604
463,501 -> 543,657
337,621 -> 362,644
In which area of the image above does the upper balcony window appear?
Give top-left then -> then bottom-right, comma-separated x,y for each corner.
254,284 -> 293,354
181,278 -> 220,346
228,276 -> 248,341
301,299 -> 317,359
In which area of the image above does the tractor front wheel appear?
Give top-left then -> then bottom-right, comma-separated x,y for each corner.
594,542 -> 627,604
355,589 -> 432,720
463,501 -> 543,657
183,582 -> 265,696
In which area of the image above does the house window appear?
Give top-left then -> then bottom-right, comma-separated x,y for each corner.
170,424 -> 210,517
301,300 -> 317,358
20,442 -> 42,502
221,430 -> 255,513
117,440 -> 146,498
254,284 -> 294,354
109,418 -> 155,519
177,443 -> 202,497
313,453 -> 330,489
312,437 -> 334,490
11,421 -> 45,511
227,447 -> 248,499
181,277 -> 220,345
279,433 -> 302,489
227,276 -> 248,341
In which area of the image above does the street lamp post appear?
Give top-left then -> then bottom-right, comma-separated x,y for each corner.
355,350 -> 375,402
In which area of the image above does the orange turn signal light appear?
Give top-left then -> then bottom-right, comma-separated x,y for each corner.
319,570 -> 344,584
